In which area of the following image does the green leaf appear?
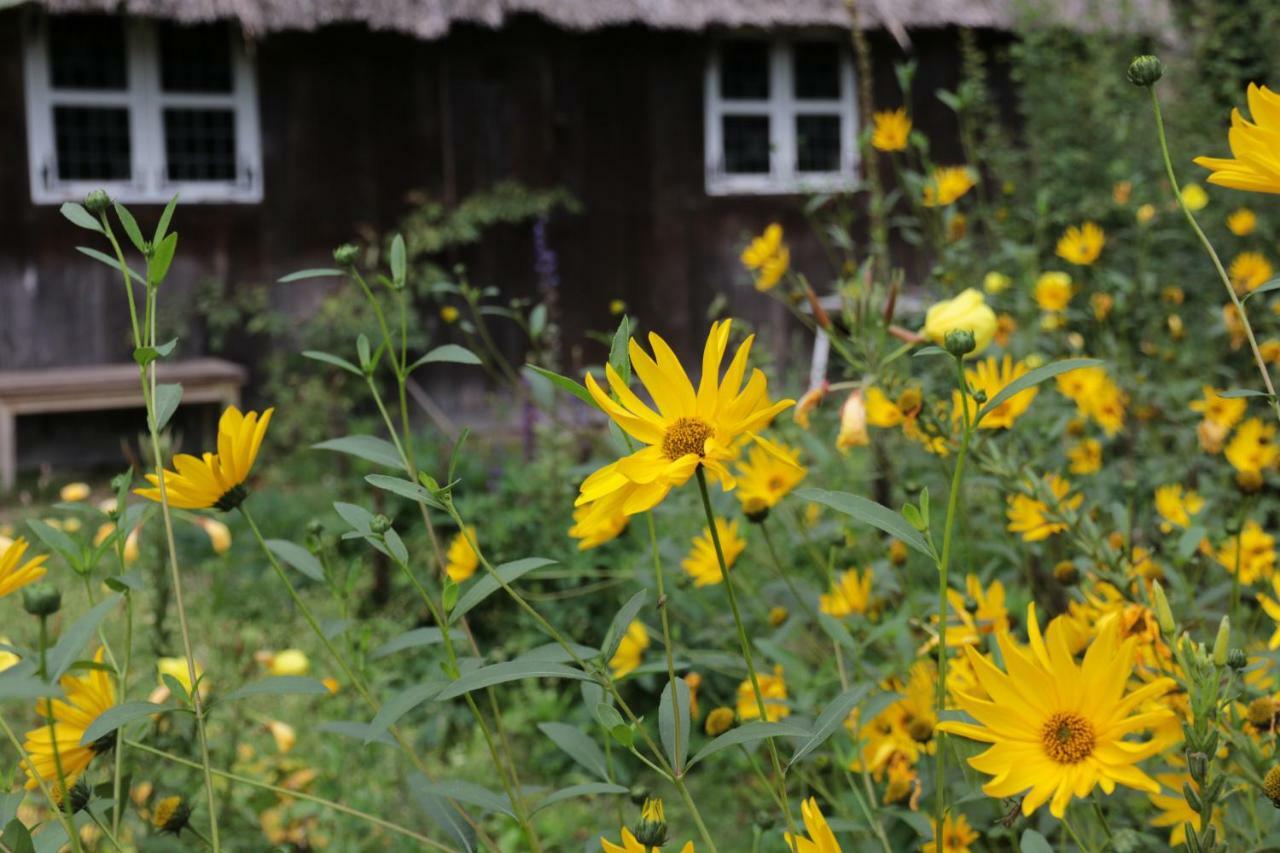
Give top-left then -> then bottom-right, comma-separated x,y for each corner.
47,596 -> 120,680
26,518 -> 81,571
76,246 -> 146,285
153,194 -> 179,244
0,675 -> 63,702
148,231 -> 178,284
365,474 -> 445,509
413,780 -> 514,819
372,628 -> 444,659
316,720 -> 396,746
113,201 -> 146,253
1242,278 -> 1280,303
688,721 -> 811,768
913,345 -> 948,358
409,345 -> 482,371
313,435 -> 403,469
1,818 -> 35,853
538,722 -> 610,781
223,677 -> 332,702
434,662 -> 592,701
531,782 -> 629,814
132,337 -> 178,368
787,683 -> 870,770
60,202 -> 103,234
599,590 -> 647,665
265,539 -> 325,582
279,268 -> 346,283
523,365 -> 597,408
302,350 -> 363,376
448,557 -> 556,623
365,683 -> 445,743
1177,524 -> 1206,561
80,701 -> 171,746
975,358 -> 1102,424
152,383 -> 182,431
410,776 -> 476,853
1217,388 -> 1273,399
609,315 -> 632,385
333,502 -> 374,533
1020,829 -> 1054,853
659,677 -> 692,773
796,488 -> 932,557
390,233 -> 407,286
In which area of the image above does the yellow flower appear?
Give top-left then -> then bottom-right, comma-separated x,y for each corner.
1194,83 -> 1280,195
267,719 -> 297,753
820,568 -> 873,618
768,606 -> 788,626
600,829 -> 693,853
1229,251 -> 1274,293
1190,385 -> 1247,430
1149,773 -> 1218,846
1154,484 -> 1204,533
922,289 -> 997,355
0,538 -> 48,599
609,620 -> 649,679
942,575 -> 1010,647
1034,271 -> 1073,312
194,516 -> 232,554
705,707 -> 734,736
23,648 -> 118,793
1067,439 -> 1102,475
1217,519 -> 1276,585
136,406 -> 273,510
937,604 -> 1175,818
871,108 -> 911,152
1225,417 -> 1278,479
849,662 -> 937,777
59,482 -> 90,502
681,518 -> 744,587
735,440 -> 806,517
1136,203 -> 1156,224
1228,207 -> 1258,235
444,526 -> 480,582
269,649 -> 310,677
569,498 -> 630,550
576,320 -> 791,517
952,356 -> 1037,430
440,305 -> 460,323
836,390 -> 869,450
151,795 -> 191,834
922,812 -> 978,853
1006,473 -> 1081,542
1262,339 -> 1280,364
922,166 -> 976,207
1167,313 -> 1184,340
741,224 -> 790,291
157,657 -> 207,698
609,299 -> 627,316
737,665 -> 790,721
1055,222 -> 1105,266
0,635 -> 19,673
1055,365 -> 1126,436
1112,180 -> 1133,204
1162,286 -> 1185,305
982,271 -> 1010,294
1181,182 -> 1209,211
783,797 -> 840,853
1258,575 -> 1280,648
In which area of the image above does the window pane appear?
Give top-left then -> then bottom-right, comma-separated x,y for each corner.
48,16 -> 127,90
160,22 -> 233,93
164,109 -> 237,181
53,106 -> 131,180
719,42 -> 769,100
722,115 -> 770,174
794,43 -> 840,100
796,115 -> 841,173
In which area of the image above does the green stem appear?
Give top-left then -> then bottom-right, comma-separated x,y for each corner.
1149,86 -> 1280,425
0,712 -> 81,849
645,511 -> 685,775
693,468 -> 799,849
39,617 -> 84,853
124,739 -> 457,851
111,592 -> 133,840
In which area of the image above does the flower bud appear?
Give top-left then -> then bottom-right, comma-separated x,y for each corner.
370,514 -> 393,535
83,189 -> 111,215
1213,616 -> 1231,667
1228,648 -> 1247,671
151,795 -> 192,834
632,797 -> 668,847
60,777 -> 92,815
1152,580 -> 1175,635
944,328 -> 976,358
1127,55 -> 1164,87
1266,765 -> 1280,807
1053,560 -> 1079,586
23,582 -> 61,618
1187,750 -> 1208,785
333,243 -> 360,265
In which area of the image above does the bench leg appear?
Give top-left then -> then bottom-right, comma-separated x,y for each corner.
0,405 -> 14,493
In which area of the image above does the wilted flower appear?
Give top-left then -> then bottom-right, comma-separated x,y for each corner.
793,381 -> 828,428
194,516 -> 232,554
1090,292 -> 1114,322
836,390 -> 869,450
1113,180 -> 1133,204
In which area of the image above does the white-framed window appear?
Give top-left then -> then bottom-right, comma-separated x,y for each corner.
704,38 -> 859,196
22,13 -> 263,205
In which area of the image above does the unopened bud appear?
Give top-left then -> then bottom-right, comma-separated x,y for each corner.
1213,616 -> 1231,667
370,514 -> 393,535
23,582 -> 61,618
1127,55 -> 1164,87
83,189 -> 111,215
1228,648 -> 1247,671
632,798 -> 668,847
1152,580 -> 1175,635
151,795 -> 192,834
944,328 -> 976,358
1187,750 -> 1208,784
333,243 -> 360,265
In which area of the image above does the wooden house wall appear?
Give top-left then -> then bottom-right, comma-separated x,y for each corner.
0,10 -> 1009,465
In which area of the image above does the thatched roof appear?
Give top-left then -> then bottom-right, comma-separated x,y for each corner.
27,0 -> 1175,40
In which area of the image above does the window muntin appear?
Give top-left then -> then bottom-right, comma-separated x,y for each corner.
705,39 -> 858,195
23,14 -> 263,204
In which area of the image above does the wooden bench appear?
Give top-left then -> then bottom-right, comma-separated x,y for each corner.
0,358 -> 246,491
